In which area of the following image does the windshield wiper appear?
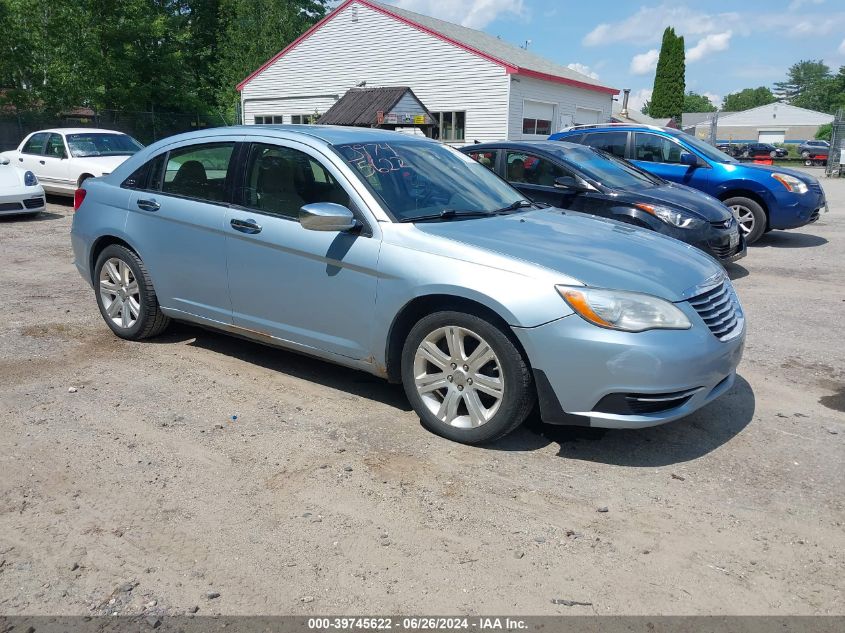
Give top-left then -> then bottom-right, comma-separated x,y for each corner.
494,199 -> 536,214
399,208 -> 495,223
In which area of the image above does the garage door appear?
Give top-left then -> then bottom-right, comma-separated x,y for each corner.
758,130 -> 785,144
522,100 -> 555,136
574,107 -> 601,125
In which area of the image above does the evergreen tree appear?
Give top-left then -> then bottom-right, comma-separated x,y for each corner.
649,27 -> 685,120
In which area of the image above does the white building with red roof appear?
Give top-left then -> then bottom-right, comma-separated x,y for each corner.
238,0 -> 617,144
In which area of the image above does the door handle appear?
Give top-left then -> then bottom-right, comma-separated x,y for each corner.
39,160 -> 45,164
18,157 -> 23,162
230,218 -> 262,234
137,198 -> 160,212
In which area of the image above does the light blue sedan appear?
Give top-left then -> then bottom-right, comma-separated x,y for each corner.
70,126 -> 745,444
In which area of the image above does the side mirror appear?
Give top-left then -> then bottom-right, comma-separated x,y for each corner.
680,152 -> 699,167
299,202 -> 359,232
553,175 -> 590,192
0,157 -> 9,165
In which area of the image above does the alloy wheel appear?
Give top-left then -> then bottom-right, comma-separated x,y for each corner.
413,326 -> 504,429
730,204 -> 755,236
99,257 -> 141,329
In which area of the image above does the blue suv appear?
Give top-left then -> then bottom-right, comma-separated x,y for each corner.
549,124 -> 828,244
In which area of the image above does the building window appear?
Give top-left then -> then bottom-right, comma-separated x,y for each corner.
291,114 -> 320,124
432,111 -> 465,141
522,118 -> 552,136
254,115 -> 284,125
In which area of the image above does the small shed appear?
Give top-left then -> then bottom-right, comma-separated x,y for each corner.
317,86 -> 437,137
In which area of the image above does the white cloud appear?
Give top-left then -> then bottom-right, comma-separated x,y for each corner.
839,38 -> 845,54
583,5 -> 741,46
389,0 -> 525,29
626,88 -> 653,113
630,49 -> 659,75
703,92 -> 723,108
566,62 -> 599,80
686,31 -> 732,63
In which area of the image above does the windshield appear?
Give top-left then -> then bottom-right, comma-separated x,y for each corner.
334,141 -> 525,221
560,146 -> 662,189
66,133 -> 143,157
674,132 -> 736,164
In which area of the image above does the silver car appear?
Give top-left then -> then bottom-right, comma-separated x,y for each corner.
71,126 -> 745,444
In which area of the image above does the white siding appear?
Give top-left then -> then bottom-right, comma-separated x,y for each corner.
241,1 -> 510,143
507,75 -> 613,139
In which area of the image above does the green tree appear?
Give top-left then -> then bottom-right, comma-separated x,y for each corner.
773,59 -> 831,102
0,0 -> 95,112
649,27 -> 685,120
815,122 -> 832,141
683,91 -> 717,113
215,0 -> 329,113
721,87 -> 777,112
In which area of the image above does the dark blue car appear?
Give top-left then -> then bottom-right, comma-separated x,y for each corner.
462,140 -> 745,263
549,124 -> 827,244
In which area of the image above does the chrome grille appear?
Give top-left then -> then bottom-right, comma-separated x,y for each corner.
688,281 -> 743,341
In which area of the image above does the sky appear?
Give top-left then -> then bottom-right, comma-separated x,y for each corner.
380,0 -> 845,111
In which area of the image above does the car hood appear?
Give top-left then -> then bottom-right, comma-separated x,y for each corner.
617,181 -> 732,222
73,155 -> 133,174
413,209 -> 724,302
0,165 -> 24,188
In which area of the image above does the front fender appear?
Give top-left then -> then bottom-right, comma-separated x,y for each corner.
369,240 -> 573,367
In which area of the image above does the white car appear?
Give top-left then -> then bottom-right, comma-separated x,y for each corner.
0,128 -> 143,196
0,157 -> 45,216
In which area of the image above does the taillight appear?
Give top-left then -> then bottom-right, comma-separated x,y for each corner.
73,188 -> 87,212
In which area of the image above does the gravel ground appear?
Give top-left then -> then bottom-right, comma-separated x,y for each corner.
0,169 -> 843,616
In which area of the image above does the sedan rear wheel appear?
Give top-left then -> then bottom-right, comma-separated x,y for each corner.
402,311 -> 534,444
94,245 -> 170,340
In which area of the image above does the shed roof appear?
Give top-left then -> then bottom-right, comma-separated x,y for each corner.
317,87 -> 430,126
695,102 -> 834,128
682,112 -> 716,129
237,0 -> 618,95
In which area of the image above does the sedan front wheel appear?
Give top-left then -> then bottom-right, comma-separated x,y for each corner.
401,311 -> 535,444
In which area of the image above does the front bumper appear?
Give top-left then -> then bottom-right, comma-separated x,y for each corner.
513,304 -> 745,429
767,185 -> 826,230
0,185 -> 45,216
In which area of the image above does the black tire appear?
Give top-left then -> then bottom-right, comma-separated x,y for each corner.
93,244 -> 170,340
724,196 -> 766,245
401,311 -> 535,445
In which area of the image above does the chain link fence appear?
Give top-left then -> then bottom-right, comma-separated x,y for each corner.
0,110 -> 232,152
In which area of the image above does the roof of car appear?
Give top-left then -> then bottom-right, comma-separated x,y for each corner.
190,124 -> 440,146
34,128 -> 126,135
555,124 -> 680,136
465,140 -> 584,154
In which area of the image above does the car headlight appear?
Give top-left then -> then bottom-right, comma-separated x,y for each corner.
557,286 -> 691,332
24,171 -> 38,186
634,203 -> 703,229
771,173 -> 808,194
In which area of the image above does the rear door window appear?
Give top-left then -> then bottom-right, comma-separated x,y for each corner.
22,133 -> 49,155
161,143 -> 235,203
581,132 -> 628,158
